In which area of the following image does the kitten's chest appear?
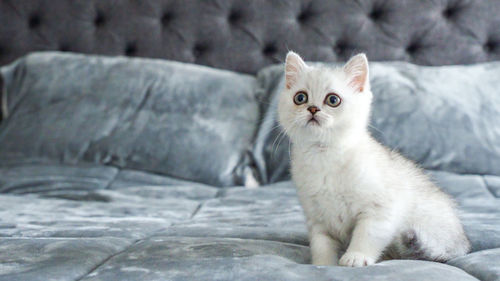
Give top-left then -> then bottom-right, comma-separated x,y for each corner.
291,148 -> 363,239
304,183 -> 356,239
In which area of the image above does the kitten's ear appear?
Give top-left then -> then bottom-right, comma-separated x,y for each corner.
343,53 -> 369,93
285,51 -> 307,89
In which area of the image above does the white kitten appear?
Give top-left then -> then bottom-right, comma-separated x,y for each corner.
278,52 -> 470,267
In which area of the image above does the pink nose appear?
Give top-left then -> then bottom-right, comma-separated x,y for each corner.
308,106 -> 320,115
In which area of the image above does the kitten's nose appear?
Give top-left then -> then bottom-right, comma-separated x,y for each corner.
307,106 -> 320,115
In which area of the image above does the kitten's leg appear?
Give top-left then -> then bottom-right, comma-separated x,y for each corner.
310,227 -> 341,265
339,218 -> 394,267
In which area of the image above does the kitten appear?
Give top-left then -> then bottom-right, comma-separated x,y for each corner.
278,52 -> 470,267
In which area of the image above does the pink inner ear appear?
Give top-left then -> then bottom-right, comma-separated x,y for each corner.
344,56 -> 368,93
349,75 -> 366,92
285,52 -> 306,89
285,64 -> 300,89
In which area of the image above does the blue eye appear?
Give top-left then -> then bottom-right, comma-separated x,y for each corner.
325,93 -> 341,107
293,91 -> 308,105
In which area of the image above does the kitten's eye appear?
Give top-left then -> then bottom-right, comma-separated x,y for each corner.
325,93 -> 341,107
293,91 -> 308,105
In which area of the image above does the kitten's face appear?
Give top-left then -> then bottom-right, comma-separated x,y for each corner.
278,52 -> 372,143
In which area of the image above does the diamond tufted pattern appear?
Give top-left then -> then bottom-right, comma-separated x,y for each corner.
1,0 -> 500,73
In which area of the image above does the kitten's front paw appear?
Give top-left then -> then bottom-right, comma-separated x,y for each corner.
339,251 -> 375,267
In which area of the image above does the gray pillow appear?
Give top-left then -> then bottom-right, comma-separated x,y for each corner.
0,52 -> 260,187
253,62 -> 500,183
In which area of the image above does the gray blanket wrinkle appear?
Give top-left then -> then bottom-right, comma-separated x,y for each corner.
0,164 -> 498,280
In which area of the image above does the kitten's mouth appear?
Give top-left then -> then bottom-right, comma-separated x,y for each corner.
307,117 -> 320,126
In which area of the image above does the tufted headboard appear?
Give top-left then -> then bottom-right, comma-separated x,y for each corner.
0,0 -> 500,74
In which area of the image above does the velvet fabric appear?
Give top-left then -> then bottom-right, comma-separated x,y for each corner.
0,52 -> 260,187
0,165 -> 499,280
1,0 -> 500,73
1,53 -> 499,280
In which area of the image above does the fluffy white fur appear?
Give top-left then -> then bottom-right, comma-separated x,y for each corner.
278,52 -> 470,267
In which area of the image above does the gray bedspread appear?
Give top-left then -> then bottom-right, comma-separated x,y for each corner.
0,163 -> 499,281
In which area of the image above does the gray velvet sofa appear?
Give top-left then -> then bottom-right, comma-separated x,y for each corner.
1,1 -> 500,281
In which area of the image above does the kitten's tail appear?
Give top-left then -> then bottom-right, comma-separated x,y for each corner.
388,229 -> 470,262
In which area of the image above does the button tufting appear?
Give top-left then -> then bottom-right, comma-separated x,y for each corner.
263,44 -> 277,56
0,0 -> 498,73
443,7 -> 457,18
297,10 -> 311,23
193,43 -> 208,57
94,12 -> 106,27
369,9 -> 384,21
228,10 -> 242,24
406,43 -> 420,54
59,44 -> 70,52
334,41 -> 350,55
125,43 -> 137,56
484,41 -> 497,52
28,14 -> 41,29
161,12 -> 173,26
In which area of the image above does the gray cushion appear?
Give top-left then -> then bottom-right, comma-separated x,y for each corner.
0,52 -> 260,187
253,62 -> 500,183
